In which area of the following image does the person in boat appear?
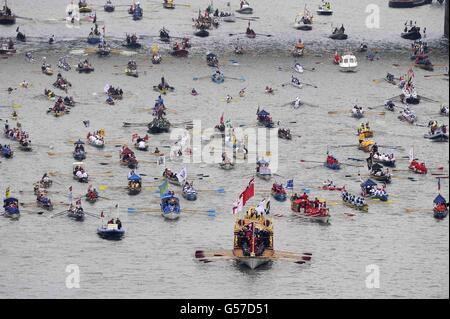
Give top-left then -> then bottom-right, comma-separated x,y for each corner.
240,0 -> 249,8
291,76 -> 300,86
265,86 -> 274,94
239,88 -> 246,97
226,94 -> 232,103
191,88 -> 198,96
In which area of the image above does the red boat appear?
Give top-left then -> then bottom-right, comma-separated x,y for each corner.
85,187 -> 99,203
271,183 -> 287,201
321,184 -> 345,191
409,159 -> 427,174
290,196 -> 330,223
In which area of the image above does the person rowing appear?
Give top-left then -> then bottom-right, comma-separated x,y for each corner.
265,86 -> 274,94
291,75 -> 300,86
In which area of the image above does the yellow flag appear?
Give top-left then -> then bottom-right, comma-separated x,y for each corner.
5,187 -> 11,198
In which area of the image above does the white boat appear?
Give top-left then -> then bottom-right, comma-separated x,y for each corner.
294,63 -> 304,73
339,54 -> 358,72
317,3 -> 333,15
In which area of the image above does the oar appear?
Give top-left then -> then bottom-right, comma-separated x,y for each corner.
424,73 -> 448,78
193,75 -> 210,81
299,159 -> 323,164
419,96 -> 440,103
50,210 -> 67,218
224,76 -> 246,82
84,211 -> 100,219
123,122 -> 148,127
301,82 -> 318,88
254,33 -> 272,37
228,32 -> 246,37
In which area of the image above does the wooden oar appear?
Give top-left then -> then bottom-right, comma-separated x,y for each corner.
254,33 -> 272,37
224,76 -> 246,82
193,75 -> 210,81
123,122 -> 148,127
424,73 -> 448,78
228,32 -> 246,37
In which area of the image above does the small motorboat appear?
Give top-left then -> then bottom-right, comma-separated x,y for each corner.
317,2 -> 333,15
97,220 -> 125,240
76,61 -> 95,73
339,54 -> 358,72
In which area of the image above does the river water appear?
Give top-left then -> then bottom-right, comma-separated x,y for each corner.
0,0 -> 448,298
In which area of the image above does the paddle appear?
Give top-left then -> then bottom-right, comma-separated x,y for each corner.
224,76 -> 246,82
50,210 -> 68,218
193,75 -> 210,81
228,32 -> 246,37
424,74 -> 448,78
254,33 -> 272,37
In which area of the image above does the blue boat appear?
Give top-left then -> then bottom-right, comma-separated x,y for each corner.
212,72 -> 225,83
3,197 -> 20,219
87,34 -> 101,45
433,194 -> 448,219
0,145 -> 13,158
127,173 -> 142,195
67,206 -> 85,221
324,154 -> 341,170
132,7 -> 143,20
360,179 -> 389,201
271,183 -> 287,201
256,109 -> 274,128
182,185 -> 197,201
73,148 -> 86,160
97,223 -> 125,240
160,192 -> 181,220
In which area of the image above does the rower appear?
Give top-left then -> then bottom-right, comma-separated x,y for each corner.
226,95 -> 232,103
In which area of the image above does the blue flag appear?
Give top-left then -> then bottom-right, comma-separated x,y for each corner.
286,179 -> 294,190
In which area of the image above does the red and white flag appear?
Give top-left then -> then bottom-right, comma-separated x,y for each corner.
220,113 -> 224,125
240,177 -> 255,207
232,196 -> 243,215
